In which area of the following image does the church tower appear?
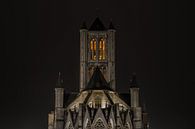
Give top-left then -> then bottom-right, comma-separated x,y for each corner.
80,17 -> 116,91
48,17 -> 150,129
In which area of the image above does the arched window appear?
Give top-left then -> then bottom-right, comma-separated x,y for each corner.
90,38 -> 97,60
99,38 -> 106,60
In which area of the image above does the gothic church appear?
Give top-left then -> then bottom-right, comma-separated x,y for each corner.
48,17 -> 149,129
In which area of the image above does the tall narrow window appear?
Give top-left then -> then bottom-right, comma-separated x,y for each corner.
102,39 -> 106,60
95,96 -> 101,108
99,38 -> 106,60
94,40 -> 96,60
99,39 -> 103,60
90,39 -> 97,60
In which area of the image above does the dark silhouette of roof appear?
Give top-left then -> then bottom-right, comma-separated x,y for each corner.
84,67 -> 113,91
89,17 -> 106,31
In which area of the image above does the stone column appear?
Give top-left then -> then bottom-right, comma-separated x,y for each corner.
80,29 -> 88,91
130,88 -> 143,129
108,29 -> 116,90
48,111 -> 54,129
54,88 -> 64,129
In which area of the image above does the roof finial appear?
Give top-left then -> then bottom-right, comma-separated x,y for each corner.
95,8 -> 100,17
56,72 -> 63,87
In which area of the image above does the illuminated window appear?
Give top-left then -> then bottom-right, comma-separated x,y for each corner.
95,96 -> 101,108
90,39 -> 97,60
99,38 -> 106,60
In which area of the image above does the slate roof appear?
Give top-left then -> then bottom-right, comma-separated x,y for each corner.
89,17 -> 106,31
83,67 -> 113,91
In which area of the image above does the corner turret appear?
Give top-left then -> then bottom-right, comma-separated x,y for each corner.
54,72 -> 65,129
129,73 -> 143,129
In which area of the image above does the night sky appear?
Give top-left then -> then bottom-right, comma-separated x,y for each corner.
4,0 -> 189,129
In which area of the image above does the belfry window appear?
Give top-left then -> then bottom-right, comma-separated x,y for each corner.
99,38 -> 106,60
90,38 -> 97,60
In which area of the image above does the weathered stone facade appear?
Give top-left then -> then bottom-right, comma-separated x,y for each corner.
48,17 -> 149,129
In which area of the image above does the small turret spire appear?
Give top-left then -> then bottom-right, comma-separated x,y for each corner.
130,73 -> 138,88
109,19 -> 115,29
80,21 -> 87,29
56,72 -> 63,87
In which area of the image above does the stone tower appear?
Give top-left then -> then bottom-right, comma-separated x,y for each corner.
48,17 -> 149,129
130,74 -> 143,129
80,17 -> 116,91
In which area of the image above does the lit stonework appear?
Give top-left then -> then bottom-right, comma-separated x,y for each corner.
48,17 -> 149,129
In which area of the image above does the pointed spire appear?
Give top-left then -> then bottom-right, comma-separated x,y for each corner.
80,21 -> 87,29
130,73 -> 138,88
56,72 -> 63,87
108,19 -> 115,30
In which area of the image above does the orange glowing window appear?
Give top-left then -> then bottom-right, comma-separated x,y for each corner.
90,39 -> 97,60
99,38 -> 106,60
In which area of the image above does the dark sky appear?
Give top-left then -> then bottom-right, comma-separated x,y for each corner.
4,0 -> 189,129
